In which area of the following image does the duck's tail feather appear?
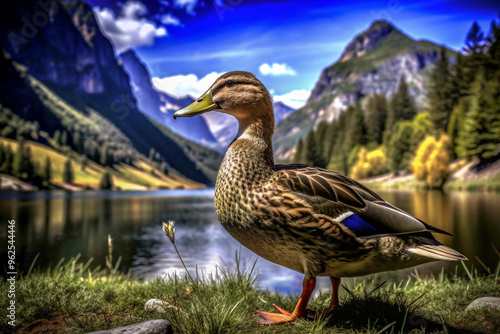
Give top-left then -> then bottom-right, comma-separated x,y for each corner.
408,237 -> 468,261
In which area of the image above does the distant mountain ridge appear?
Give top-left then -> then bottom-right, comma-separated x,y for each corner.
118,50 -> 218,146
274,20 -> 456,159
0,0 -> 221,185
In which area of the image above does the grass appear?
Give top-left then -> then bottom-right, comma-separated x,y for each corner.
362,178 -> 429,191
1,251 -> 499,334
444,174 -> 500,192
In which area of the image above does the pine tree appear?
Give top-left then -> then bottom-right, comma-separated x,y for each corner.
464,22 -> 486,56
315,121 -> 329,166
73,131 -> 82,152
459,70 -> 500,162
326,118 -> 339,158
62,158 -> 74,184
53,130 -> 61,146
305,129 -> 319,166
384,98 -> 396,143
395,75 -> 417,121
330,111 -> 350,174
485,20 -> 500,72
42,156 -> 51,188
463,22 -> 487,84
450,54 -> 469,107
294,138 -> 305,164
13,140 -> 25,178
387,121 -> 416,173
385,76 -> 416,141
24,146 -> 34,180
80,156 -> 88,171
0,145 -> 13,173
99,171 -> 114,190
160,161 -> 168,175
0,143 -> 5,170
60,130 -> 67,146
366,94 -> 388,144
100,144 -> 110,166
345,103 -> 366,151
447,100 -> 466,158
429,47 -> 454,132
482,70 -> 500,157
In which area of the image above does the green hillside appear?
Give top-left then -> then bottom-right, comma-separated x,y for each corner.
0,54 -> 213,190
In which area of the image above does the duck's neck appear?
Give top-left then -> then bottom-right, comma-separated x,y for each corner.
223,114 -> 275,183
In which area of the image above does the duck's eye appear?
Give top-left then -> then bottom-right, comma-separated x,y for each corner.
225,80 -> 234,88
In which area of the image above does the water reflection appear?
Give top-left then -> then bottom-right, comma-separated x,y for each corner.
0,189 -> 498,294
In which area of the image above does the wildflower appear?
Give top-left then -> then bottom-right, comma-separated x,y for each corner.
162,220 -> 176,244
161,220 -> 196,287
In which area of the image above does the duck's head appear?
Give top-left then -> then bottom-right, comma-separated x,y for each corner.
173,71 -> 274,127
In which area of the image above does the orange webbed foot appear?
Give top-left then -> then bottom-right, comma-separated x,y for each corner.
254,305 -> 296,324
255,277 -> 317,325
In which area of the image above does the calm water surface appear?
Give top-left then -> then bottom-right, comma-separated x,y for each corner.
0,189 -> 498,294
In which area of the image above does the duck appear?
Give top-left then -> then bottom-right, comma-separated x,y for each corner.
173,71 -> 467,325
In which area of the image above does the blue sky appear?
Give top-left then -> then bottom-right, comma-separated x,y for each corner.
87,0 -> 499,108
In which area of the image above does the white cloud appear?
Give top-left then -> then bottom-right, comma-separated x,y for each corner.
93,1 -> 167,54
155,26 -> 167,37
273,89 -> 310,109
160,13 -> 182,26
259,63 -> 297,76
152,72 -> 224,98
174,0 -> 198,14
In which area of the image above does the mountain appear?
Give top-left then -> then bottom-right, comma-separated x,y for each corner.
273,20 -> 456,160
0,0 -> 221,185
273,101 -> 295,123
118,50 -> 218,146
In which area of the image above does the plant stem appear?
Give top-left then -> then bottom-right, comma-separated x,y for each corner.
173,243 -> 196,286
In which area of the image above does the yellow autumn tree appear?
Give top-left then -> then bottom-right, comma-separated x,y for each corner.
350,147 -> 368,180
413,136 -> 437,181
412,135 -> 451,188
426,135 -> 451,188
366,149 -> 388,176
350,147 -> 388,180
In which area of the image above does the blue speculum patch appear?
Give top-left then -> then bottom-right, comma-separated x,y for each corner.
342,214 -> 380,237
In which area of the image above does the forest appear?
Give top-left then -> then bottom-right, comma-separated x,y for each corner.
293,20 -> 500,188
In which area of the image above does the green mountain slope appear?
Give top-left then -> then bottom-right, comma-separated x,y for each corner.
274,20 -> 456,160
0,0 -> 221,186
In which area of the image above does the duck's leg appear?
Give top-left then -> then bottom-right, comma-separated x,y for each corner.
255,277 -> 316,325
327,277 -> 341,311
304,276 -> 341,320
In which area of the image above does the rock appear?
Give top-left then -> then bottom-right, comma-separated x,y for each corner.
466,297 -> 500,311
145,299 -> 169,313
145,298 -> 183,313
86,319 -> 172,334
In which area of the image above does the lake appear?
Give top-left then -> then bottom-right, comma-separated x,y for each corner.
0,189 -> 499,294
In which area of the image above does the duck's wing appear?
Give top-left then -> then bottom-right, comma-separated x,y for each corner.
272,164 -> 451,238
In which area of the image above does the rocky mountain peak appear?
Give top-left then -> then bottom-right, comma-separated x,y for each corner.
274,20 -> 453,160
340,20 -> 398,62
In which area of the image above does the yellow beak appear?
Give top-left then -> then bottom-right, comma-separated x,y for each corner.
173,88 -> 216,119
